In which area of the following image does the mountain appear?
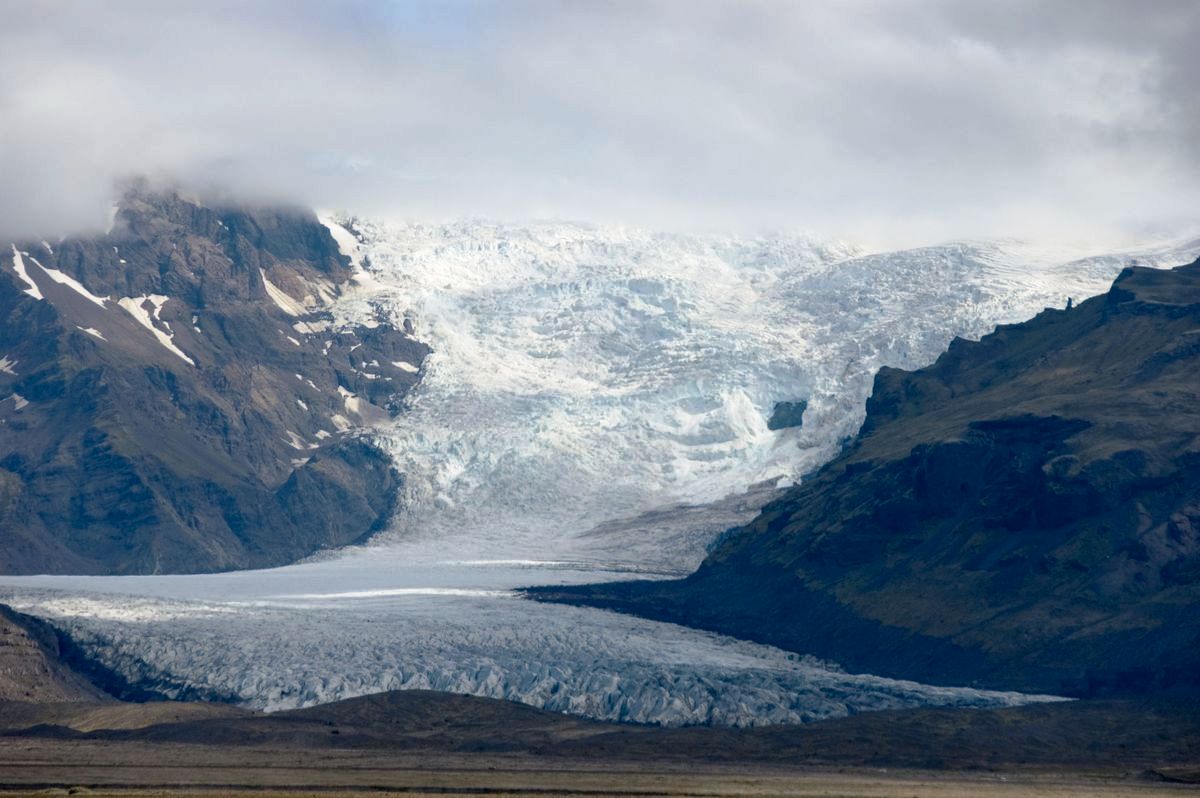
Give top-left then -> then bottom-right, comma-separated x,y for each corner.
531,258 -> 1200,696
0,189 -> 428,574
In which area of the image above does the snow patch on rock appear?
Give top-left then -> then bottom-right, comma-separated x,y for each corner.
261,270 -> 306,317
118,295 -> 195,366
336,386 -> 361,414
319,215 -> 364,271
32,257 -> 109,307
9,246 -> 43,300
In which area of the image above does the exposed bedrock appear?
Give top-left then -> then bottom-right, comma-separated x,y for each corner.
0,188 -> 428,574
766,399 -> 807,431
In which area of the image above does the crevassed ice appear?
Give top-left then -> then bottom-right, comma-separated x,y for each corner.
0,585 -> 1067,726
332,221 -> 1200,564
1,221 -> 1196,726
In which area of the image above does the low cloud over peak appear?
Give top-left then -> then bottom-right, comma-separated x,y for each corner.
3,1 -> 1198,247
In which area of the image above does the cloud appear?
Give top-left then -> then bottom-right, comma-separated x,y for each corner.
2,0 -> 1197,247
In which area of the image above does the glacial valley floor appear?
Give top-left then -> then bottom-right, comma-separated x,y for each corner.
1,690 -> 1197,797
0,746 -> 1197,798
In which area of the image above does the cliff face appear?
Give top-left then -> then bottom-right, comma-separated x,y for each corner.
532,259 -> 1200,696
0,190 -> 428,574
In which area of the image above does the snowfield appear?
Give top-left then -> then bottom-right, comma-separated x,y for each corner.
3,221 -> 1197,725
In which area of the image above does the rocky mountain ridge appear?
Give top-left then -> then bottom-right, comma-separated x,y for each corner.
531,257 -> 1200,696
0,189 -> 428,574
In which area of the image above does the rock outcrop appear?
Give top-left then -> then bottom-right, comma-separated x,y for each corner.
0,188 -> 428,574
0,603 -> 109,702
766,400 -> 807,430
531,258 -> 1200,697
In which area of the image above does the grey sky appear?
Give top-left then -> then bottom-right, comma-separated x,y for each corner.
2,1 -> 1197,247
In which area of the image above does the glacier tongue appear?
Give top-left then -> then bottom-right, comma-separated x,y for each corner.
1,220 -> 1198,725
1,582 -> 1065,726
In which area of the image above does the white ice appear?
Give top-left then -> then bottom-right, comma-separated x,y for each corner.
2,221 -> 1197,726
328,221 -> 1200,563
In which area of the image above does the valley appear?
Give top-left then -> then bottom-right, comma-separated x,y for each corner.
3,203 -> 1197,723
5,4 -> 1199,793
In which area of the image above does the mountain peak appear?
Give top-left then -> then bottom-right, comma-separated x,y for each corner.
0,190 -> 428,574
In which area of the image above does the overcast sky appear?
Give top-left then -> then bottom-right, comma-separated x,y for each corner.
2,1 -> 1197,247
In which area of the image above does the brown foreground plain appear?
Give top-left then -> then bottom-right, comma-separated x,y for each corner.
0,739 -> 1198,798
1,689 -> 1198,797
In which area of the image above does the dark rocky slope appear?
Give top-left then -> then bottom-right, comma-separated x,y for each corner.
0,604 -> 110,702
531,258 -> 1200,697
0,189 -> 427,574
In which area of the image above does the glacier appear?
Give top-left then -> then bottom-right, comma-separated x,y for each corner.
2,220 -> 1198,726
